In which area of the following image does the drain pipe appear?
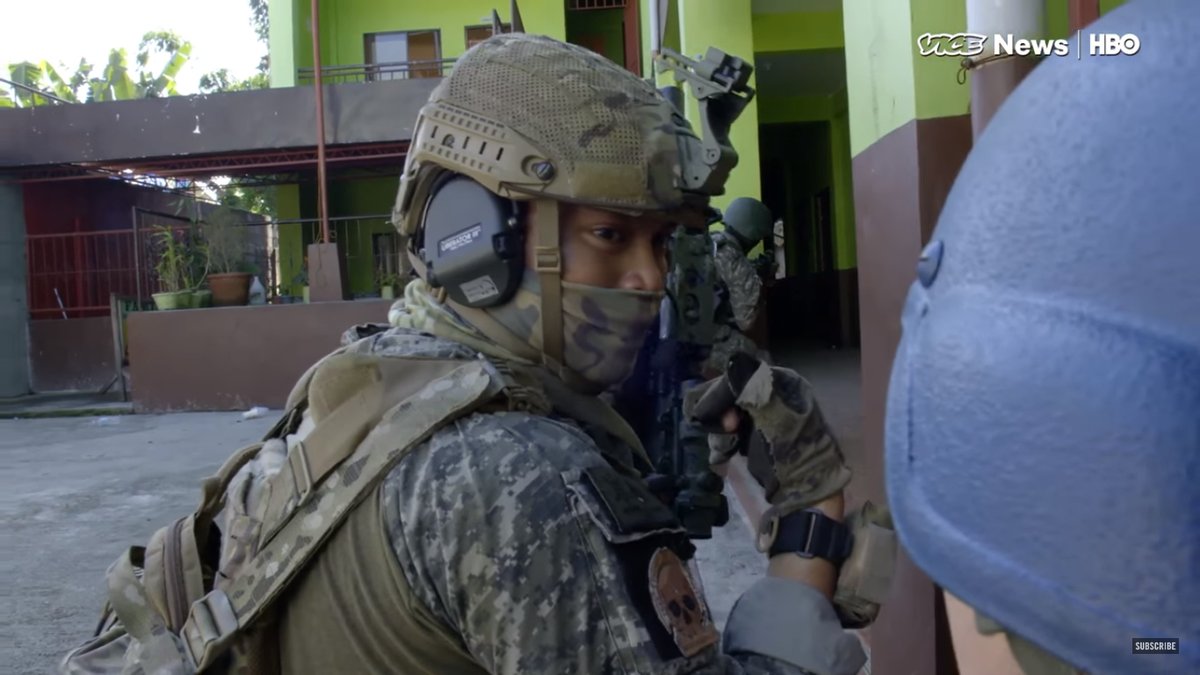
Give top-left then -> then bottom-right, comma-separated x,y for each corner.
310,0 -> 330,244
965,0 -> 1045,139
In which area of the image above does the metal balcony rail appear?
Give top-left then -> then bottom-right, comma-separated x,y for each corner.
296,59 -> 456,85
568,0 -> 628,9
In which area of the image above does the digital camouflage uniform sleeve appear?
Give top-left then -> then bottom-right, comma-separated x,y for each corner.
380,410 -> 859,675
713,234 -> 763,332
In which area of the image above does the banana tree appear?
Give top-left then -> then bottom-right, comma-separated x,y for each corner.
1,31 -> 192,107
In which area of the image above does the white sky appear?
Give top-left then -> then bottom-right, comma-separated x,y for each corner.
1,0 -> 265,94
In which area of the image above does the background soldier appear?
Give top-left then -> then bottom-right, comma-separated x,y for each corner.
704,197 -> 774,379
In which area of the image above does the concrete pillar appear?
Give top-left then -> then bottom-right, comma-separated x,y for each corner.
0,183 -> 31,397
966,0 -> 1045,139
843,0 -> 974,672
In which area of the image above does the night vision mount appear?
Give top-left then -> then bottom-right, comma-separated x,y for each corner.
654,46 -> 756,197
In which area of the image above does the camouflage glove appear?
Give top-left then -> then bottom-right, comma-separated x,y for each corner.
683,353 -> 851,514
707,432 -> 740,470
834,501 -> 897,628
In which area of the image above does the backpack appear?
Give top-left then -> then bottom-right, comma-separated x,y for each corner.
58,347 -> 545,675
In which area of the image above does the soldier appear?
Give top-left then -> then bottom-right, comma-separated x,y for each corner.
883,1 -> 1197,674
60,32 -> 885,675
704,198 -> 774,379
272,34 -> 874,674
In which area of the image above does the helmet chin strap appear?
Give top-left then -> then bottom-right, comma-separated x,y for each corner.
532,200 -> 565,370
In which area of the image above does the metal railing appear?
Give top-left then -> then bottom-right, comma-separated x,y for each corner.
568,0 -> 627,9
273,213 -> 395,296
296,59 -> 456,85
25,211 -> 397,318
26,230 -> 142,319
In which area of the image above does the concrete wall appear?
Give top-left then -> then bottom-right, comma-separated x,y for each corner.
127,299 -> 393,412
28,318 -> 114,392
0,183 -> 30,397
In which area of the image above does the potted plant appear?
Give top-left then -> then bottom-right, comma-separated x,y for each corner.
294,261 -> 310,304
377,269 -> 403,300
184,229 -> 213,308
202,208 -> 252,306
151,227 -> 193,310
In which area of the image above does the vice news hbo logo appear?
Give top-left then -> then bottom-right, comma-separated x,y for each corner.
917,32 -> 1141,59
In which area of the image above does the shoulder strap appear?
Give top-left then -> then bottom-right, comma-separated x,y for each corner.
179,358 -> 509,670
255,354 -> 491,543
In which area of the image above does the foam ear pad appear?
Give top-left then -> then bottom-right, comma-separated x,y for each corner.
421,174 -> 525,308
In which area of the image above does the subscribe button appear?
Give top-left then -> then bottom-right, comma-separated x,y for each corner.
1132,638 -> 1180,655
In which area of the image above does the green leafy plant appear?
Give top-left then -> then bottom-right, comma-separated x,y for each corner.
376,269 -> 403,290
292,257 -> 309,291
152,227 -> 192,293
201,207 -> 250,275
2,32 -> 192,108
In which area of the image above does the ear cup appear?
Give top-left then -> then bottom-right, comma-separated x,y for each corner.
420,174 -> 525,307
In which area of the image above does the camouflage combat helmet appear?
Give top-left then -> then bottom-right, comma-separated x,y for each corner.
392,32 -> 718,380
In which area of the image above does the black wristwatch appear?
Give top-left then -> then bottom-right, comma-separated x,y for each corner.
756,508 -> 853,565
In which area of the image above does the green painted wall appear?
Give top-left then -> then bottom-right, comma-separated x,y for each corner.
678,0 -> 761,208
752,11 -> 844,52
830,90 -> 856,270
273,184 -> 304,295
565,8 -> 625,66
268,0 -> 296,87
328,176 -> 398,293
757,90 -> 856,271
842,0 -> 970,157
843,0 -> 917,157
641,0 -> 682,84
911,0 -> 969,121
758,95 -> 835,124
289,0 -> 567,72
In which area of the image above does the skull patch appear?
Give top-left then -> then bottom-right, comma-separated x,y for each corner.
647,547 -> 719,657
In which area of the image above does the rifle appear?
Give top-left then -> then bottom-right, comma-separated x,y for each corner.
636,47 -> 754,539
644,221 -> 728,539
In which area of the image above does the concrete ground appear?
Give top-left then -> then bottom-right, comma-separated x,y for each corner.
0,346 -> 863,674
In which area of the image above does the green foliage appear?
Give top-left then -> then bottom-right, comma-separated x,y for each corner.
197,68 -> 269,94
3,32 -> 193,107
153,226 -> 199,293
249,0 -> 270,74
376,269 -> 403,290
200,207 -> 252,275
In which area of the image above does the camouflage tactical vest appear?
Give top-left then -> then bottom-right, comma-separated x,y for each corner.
58,335 -> 574,675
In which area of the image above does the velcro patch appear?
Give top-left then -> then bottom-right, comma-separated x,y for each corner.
647,547 -> 719,658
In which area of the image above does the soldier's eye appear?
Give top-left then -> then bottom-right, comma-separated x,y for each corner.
592,227 -> 621,242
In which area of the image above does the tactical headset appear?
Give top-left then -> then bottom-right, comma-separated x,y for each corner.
414,171 -> 528,309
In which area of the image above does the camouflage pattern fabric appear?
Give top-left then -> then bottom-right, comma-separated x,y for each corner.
712,231 -> 762,333
393,33 -> 713,240
705,231 -> 768,377
705,324 -> 769,378
486,270 -> 663,389
345,284 -> 847,673
390,273 -> 663,392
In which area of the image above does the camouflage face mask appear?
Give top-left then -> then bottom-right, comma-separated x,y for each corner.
487,271 -> 663,389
